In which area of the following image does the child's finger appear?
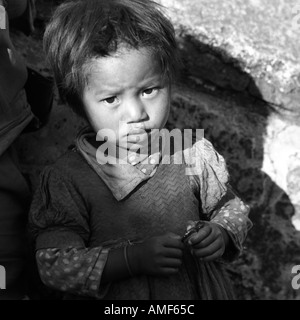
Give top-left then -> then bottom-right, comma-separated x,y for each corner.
192,240 -> 222,258
200,248 -> 224,262
191,233 -> 214,249
161,257 -> 182,268
188,224 -> 212,245
160,267 -> 181,276
164,247 -> 183,259
164,233 -> 185,249
165,232 -> 182,240
191,230 -> 222,249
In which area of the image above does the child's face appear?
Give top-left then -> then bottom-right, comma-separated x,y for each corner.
82,46 -> 171,152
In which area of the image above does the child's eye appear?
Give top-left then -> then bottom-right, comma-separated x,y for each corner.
141,88 -> 159,98
101,96 -> 119,105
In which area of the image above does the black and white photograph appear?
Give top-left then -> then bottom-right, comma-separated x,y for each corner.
0,0 -> 299,305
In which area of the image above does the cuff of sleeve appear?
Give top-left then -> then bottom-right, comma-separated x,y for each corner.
84,248 -> 111,299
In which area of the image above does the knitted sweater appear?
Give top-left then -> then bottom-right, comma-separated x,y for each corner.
28,136 -> 252,300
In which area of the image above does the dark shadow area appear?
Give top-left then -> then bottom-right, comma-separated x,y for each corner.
165,32 -> 300,299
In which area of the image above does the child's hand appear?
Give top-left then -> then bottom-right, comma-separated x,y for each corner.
131,233 -> 184,277
186,221 -> 229,262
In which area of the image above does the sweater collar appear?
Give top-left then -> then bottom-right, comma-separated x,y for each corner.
75,127 -> 161,201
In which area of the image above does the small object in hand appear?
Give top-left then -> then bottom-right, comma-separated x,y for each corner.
182,221 -> 205,243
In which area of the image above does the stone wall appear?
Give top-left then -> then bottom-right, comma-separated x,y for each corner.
13,0 -> 300,299
158,0 -> 300,300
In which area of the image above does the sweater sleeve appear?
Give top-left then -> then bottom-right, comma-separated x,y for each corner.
35,246 -> 109,299
28,165 -> 110,298
184,138 -> 253,261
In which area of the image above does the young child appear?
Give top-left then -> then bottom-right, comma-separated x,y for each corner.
28,0 -> 252,300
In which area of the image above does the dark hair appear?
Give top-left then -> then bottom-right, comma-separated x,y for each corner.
44,0 -> 180,118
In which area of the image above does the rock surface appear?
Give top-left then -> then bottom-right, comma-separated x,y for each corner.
11,0 -> 300,299
158,0 -> 300,120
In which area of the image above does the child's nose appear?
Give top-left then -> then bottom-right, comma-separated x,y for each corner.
126,98 -> 147,123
